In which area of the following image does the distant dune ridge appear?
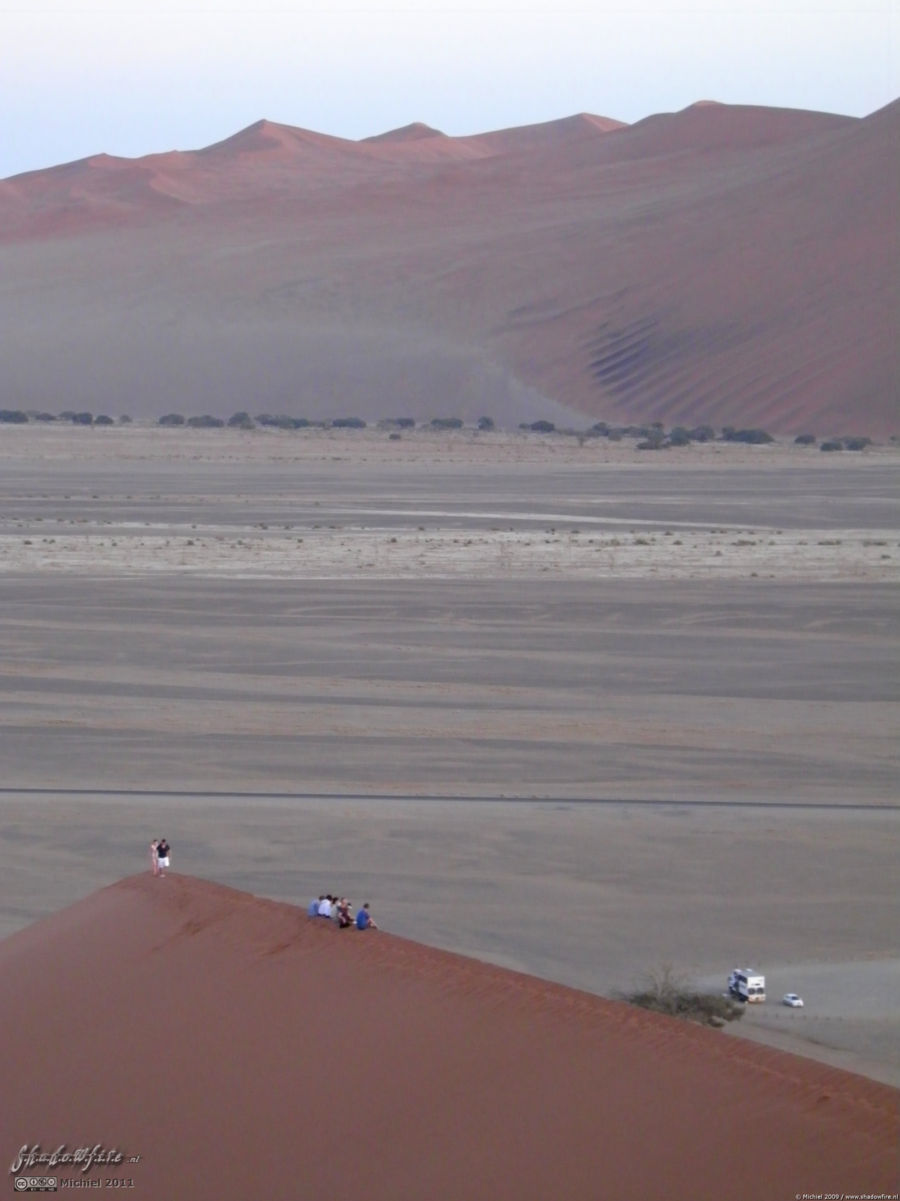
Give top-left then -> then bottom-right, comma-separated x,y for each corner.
0,101 -> 897,434
2,874 -> 896,1200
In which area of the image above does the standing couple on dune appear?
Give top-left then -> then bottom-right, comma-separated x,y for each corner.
149,838 -> 171,877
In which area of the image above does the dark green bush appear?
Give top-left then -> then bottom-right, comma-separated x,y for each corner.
688,424 -> 715,442
0,409 -> 29,423
794,433 -> 816,445
256,414 -> 308,428
723,428 -> 774,444
227,411 -> 255,429
186,415 -> 225,428
379,417 -> 415,429
158,413 -> 186,426
820,439 -> 843,452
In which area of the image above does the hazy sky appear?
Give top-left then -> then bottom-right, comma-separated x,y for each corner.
2,0 -> 897,178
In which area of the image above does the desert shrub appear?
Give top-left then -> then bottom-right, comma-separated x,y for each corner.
528,420 -> 556,433
32,412 -> 58,422
257,413 -> 305,428
93,414 -> 115,426
589,421 -> 610,435
430,417 -> 464,429
0,409 -> 29,423
378,417 -> 415,429
58,411 -> 77,421
227,411 -> 255,429
688,424 -> 715,442
637,427 -> 666,450
187,415 -> 225,428
723,428 -> 774,444
842,436 -> 871,451
794,433 -> 816,445
158,413 -> 186,426
667,427 -> 691,446
330,417 -> 366,428
477,416 -> 495,431
820,439 -> 843,452
388,432 -> 402,441
70,412 -> 93,425
620,965 -> 744,1028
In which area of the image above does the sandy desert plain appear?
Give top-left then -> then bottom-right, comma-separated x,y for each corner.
1,420 -> 898,1087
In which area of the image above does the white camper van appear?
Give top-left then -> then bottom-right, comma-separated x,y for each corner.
728,968 -> 766,1003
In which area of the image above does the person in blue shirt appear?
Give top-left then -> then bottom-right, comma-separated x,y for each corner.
355,902 -> 378,931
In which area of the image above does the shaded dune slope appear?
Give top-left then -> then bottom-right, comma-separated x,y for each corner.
3,875 -> 896,1200
0,102 -> 896,433
476,101 -> 896,436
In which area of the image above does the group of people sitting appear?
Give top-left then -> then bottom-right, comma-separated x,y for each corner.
309,894 -> 378,931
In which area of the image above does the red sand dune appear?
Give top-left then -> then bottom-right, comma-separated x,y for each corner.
2,875 -> 896,1200
363,121 -> 448,143
0,101 -> 896,434
589,101 -> 853,161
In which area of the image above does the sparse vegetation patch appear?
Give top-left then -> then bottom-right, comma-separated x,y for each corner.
619,965 -> 745,1029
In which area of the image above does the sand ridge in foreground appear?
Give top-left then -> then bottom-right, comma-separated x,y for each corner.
3,874 -> 896,1200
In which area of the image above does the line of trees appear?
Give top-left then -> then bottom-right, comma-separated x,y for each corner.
0,409 -> 884,449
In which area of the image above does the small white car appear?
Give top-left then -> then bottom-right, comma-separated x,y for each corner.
782,993 -> 804,1007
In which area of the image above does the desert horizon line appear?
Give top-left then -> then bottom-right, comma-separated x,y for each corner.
7,94 -> 894,182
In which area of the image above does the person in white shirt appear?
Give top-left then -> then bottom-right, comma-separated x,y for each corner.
318,895 -> 333,918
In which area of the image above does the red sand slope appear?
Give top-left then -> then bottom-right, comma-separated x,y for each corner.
2,875 -> 896,1200
0,102 -> 896,434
